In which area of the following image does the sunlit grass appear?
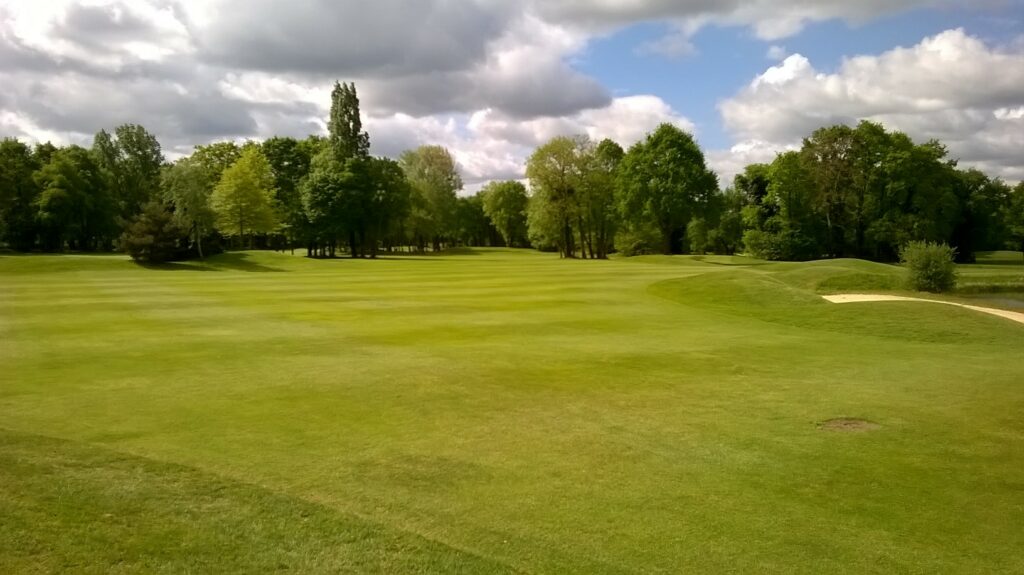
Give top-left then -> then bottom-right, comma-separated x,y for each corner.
2,249 -> 1023,573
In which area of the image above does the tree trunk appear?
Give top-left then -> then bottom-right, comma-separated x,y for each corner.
562,218 -> 575,258
577,216 -> 588,259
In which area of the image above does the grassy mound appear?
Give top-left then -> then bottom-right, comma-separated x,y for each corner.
649,267 -> 1024,344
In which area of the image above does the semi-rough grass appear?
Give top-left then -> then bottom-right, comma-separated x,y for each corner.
2,249 -> 1023,573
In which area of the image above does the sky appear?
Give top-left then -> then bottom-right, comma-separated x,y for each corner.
1,0 -> 1022,191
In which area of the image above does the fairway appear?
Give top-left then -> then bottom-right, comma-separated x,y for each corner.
2,249 -> 1024,573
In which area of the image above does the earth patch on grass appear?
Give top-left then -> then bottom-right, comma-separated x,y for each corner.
818,418 -> 882,432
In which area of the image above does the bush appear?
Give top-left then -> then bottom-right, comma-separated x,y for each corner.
742,226 -> 819,261
614,223 -> 661,257
687,218 -> 709,254
900,241 -> 957,292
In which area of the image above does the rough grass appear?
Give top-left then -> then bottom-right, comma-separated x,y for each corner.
0,430 -> 516,574
2,248 -> 1023,573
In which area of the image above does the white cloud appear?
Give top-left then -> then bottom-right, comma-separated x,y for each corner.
532,0 -> 956,37
717,29 -> 1024,182
533,0 -> 973,55
707,139 -> 797,186
766,45 -> 788,60
368,95 -> 696,192
1,1 -> 1017,188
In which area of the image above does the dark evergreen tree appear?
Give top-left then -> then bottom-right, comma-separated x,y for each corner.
121,199 -> 186,263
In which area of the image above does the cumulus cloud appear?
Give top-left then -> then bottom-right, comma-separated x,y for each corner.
355,15 -> 610,118
716,29 -> 1024,182
196,0 -> 507,77
0,0 -> 1016,188
367,95 -> 695,193
0,0 -> 614,156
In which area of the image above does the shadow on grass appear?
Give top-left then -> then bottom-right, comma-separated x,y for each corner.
306,247 -> 489,262
974,251 -> 1024,266
137,252 -> 286,273
690,255 -> 772,267
379,247 -> 484,257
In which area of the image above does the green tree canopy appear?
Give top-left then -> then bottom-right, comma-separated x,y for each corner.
34,146 -> 116,251
192,141 -> 244,184
162,158 -> 216,258
481,180 -> 529,248
92,124 -> 164,220
526,136 -> 584,258
400,145 -> 462,251
262,136 -> 319,245
211,147 -> 279,247
617,124 -> 718,254
579,138 -> 623,258
0,138 -> 41,249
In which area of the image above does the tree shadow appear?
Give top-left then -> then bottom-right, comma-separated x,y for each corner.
136,252 -> 286,273
309,248 -> 487,261
974,251 -> 1024,266
135,261 -> 220,272
373,247 -> 484,258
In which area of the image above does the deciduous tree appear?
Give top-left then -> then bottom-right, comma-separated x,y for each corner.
526,136 -> 582,258
162,159 -> 215,258
92,124 -> 164,220
481,180 -> 529,248
34,146 -> 116,251
617,124 -> 718,254
0,138 -> 40,250
211,147 -> 279,248
400,145 -> 462,252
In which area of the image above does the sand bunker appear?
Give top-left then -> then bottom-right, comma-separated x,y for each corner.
822,294 -> 1024,325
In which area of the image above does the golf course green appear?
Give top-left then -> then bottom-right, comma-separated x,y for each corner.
2,249 -> 1023,573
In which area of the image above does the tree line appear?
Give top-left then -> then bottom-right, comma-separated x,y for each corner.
1,82 -> 1022,263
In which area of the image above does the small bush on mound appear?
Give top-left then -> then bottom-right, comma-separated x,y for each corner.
900,241 -> 957,292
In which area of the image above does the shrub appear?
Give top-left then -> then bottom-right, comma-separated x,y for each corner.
687,218 -> 709,254
900,241 -> 957,292
742,226 -> 819,261
614,222 -> 661,257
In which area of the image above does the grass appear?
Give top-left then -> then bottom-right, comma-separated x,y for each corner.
2,248 -> 1023,573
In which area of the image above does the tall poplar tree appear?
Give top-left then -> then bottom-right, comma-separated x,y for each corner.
328,82 -> 370,162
